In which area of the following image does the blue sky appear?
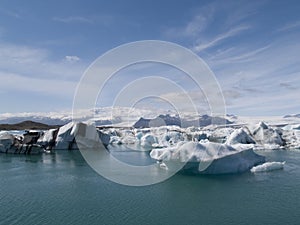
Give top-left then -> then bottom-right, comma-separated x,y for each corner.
0,0 -> 300,116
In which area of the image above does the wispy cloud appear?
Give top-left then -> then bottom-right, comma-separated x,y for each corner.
0,41 -> 86,112
193,25 -> 250,52
0,41 -> 86,110
52,14 -> 115,27
0,42 -> 85,81
163,4 -> 214,39
164,2 -> 253,54
65,55 -> 80,63
53,16 -> 93,24
0,71 -> 77,98
277,21 -> 300,32
279,82 -> 298,90
162,1 -> 300,116
208,44 -> 271,64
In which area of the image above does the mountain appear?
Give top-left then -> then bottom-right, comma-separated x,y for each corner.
283,114 -> 300,118
0,121 -> 60,130
133,114 -> 233,128
0,116 -> 70,125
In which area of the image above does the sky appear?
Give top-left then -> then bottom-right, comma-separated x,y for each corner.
0,0 -> 300,116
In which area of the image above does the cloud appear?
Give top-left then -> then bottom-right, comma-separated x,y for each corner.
0,41 -> 87,111
0,71 -> 77,98
226,89 -> 300,116
53,16 -> 93,23
208,44 -> 271,64
193,25 -> 250,52
162,1 -> 300,115
65,55 -> 80,63
0,42 -> 85,81
223,90 -> 242,99
279,82 -> 297,90
277,21 -> 300,32
184,15 -> 210,36
163,4 -> 215,39
158,91 -> 212,114
52,15 -> 116,27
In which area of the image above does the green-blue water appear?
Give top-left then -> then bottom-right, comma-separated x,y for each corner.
1,149 -> 300,225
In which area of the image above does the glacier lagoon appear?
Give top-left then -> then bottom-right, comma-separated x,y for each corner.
1,149 -> 300,225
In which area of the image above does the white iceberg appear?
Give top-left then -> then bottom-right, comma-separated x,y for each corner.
37,128 -> 58,150
55,122 -> 77,150
250,121 -> 284,149
226,128 -> 255,145
250,161 -> 285,173
150,141 -> 265,174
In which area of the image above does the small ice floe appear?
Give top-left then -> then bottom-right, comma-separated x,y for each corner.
250,161 -> 285,173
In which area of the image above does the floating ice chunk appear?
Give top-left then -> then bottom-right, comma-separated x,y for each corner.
250,161 -> 285,173
140,133 -> 158,148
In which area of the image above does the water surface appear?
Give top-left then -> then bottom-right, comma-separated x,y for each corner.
0,149 -> 299,225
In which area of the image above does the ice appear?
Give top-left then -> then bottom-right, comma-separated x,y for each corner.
55,122 -> 77,150
37,128 -> 58,149
0,132 -> 16,153
3,107 -> 300,154
150,142 -> 265,174
247,121 -> 284,149
250,161 -> 285,173
226,128 -> 255,145
140,134 -> 158,148
282,124 -> 300,130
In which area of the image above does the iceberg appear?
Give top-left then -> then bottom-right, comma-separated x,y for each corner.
249,121 -> 284,149
250,161 -> 285,173
140,133 -> 158,148
150,142 -> 265,174
226,128 -> 256,145
55,122 -> 77,150
37,129 -> 58,150
0,131 -> 43,154
54,122 -> 110,150
0,132 -> 17,153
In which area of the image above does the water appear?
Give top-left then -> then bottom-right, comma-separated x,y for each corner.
1,149 -> 300,225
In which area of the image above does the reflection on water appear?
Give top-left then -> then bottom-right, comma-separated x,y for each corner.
108,144 -> 157,166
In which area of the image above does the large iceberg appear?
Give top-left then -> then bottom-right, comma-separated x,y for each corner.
150,142 -> 265,174
53,122 -> 110,150
0,131 -> 43,154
